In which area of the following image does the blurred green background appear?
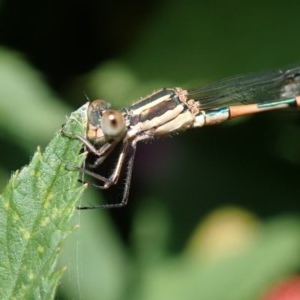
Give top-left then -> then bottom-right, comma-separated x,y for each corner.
1,0 -> 300,299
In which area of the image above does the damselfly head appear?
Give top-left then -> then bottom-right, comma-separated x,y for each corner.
87,99 -> 126,145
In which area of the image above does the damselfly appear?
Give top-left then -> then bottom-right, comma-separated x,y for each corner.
71,66 -> 300,208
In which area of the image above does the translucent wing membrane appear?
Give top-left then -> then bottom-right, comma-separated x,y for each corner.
187,66 -> 300,109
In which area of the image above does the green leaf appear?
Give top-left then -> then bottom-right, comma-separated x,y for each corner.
0,103 -> 88,299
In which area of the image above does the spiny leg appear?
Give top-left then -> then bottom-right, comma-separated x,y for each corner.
77,140 -> 137,209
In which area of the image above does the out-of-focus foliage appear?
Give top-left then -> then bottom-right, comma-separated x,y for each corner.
0,47 -> 69,150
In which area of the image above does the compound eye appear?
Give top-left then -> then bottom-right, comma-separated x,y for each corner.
88,99 -> 110,127
101,110 -> 126,138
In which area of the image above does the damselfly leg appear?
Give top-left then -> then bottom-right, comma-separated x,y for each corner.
77,140 -> 137,209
